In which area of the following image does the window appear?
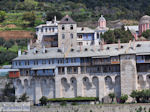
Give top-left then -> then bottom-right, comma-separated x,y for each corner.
34,60 -> 38,65
62,25 -> 65,30
42,60 -> 46,64
52,59 -> 54,64
25,61 -> 29,65
70,25 -> 73,30
52,28 -> 54,32
70,33 -> 73,39
78,42 -> 83,46
41,28 -> 43,32
19,61 -> 21,66
62,34 -> 65,39
49,28 -> 51,31
45,28 -> 47,32
48,60 -> 51,64
78,35 -> 82,39
43,70 -> 45,73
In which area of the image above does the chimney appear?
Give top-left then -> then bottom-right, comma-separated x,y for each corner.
54,16 -> 56,22
18,49 -> 21,56
118,39 -> 121,50
27,43 -> 30,51
34,47 -> 37,54
133,39 -> 136,50
42,45 -> 46,53
100,39 -> 104,50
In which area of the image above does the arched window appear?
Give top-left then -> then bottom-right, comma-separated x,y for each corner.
62,34 -> 65,39
62,25 -> 65,30
70,25 -> 73,30
70,33 -> 73,39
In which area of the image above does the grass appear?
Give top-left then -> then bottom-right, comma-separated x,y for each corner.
0,12 -> 43,31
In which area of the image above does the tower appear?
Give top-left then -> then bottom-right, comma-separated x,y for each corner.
98,15 -> 106,29
58,15 -> 77,51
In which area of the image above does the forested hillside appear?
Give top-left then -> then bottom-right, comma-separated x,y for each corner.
0,0 -> 150,21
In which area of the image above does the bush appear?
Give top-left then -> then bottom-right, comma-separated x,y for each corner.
108,93 -> 115,103
130,89 -> 150,103
39,96 -> 48,106
0,10 -> 6,22
71,102 -> 78,105
48,97 -> 98,102
0,37 -> 5,46
120,94 -> 128,103
60,101 -> 67,106
18,93 -> 29,102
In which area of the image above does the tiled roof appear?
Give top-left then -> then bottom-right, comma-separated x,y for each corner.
13,41 -> 150,60
59,15 -> 76,24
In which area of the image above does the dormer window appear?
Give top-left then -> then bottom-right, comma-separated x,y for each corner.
62,25 -> 65,30
70,25 -> 73,30
136,44 -> 141,47
65,18 -> 68,21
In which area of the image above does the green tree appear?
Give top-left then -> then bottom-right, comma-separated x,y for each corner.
0,37 -> 5,46
0,10 -> 6,22
46,11 -> 62,21
1,83 -> 16,102
22,12 -> 36,27
4,41 -> 13,50
39,96 -> 48,105
141,29 -> 150,40
108,93 -> 115,103
130,90 -> 141,103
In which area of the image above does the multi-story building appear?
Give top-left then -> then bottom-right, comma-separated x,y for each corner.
35,15 -> 108,48
10,40 -> 150,104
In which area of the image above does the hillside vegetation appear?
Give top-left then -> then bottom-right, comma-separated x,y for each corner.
0,0 -> 150,32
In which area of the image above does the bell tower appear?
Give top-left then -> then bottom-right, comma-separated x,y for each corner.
58,15 -> 77,52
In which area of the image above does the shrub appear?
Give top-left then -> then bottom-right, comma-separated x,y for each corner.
71,102 -> 78,105
48,97 -> 98,102
18,93 -> 29,102
60,101 -> 67,106
120,94 -> 128,103
39,96 -> 48,106
130,89 -> 150,103
108,93 -> 115,103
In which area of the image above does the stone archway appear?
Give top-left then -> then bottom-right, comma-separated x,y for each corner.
61,78 -> 70,98
92,76 -> 99,97
138,75 -> 146,90
70,77 -> 77,97
82,77 -> 92,97
47,78 -> 55,98
146,75 -> 150,88
40,78 -> 48,97
16,79 -> 24,96
24,79 -> 30,97
105,76 -> 114,96
114,76 -> 121,97
29,79 -> 35,101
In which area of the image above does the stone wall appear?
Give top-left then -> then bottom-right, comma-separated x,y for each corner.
30,104 -> 150,112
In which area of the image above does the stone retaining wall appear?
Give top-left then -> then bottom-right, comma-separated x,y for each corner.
31,104 -> 150,112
